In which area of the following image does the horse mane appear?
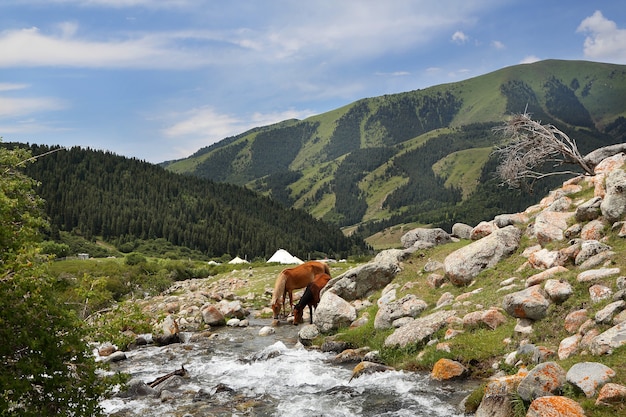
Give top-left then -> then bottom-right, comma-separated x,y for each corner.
271,271 -> 288,306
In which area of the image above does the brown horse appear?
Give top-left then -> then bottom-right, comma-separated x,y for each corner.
293,272 -> 331,325
271,261 -> 330,319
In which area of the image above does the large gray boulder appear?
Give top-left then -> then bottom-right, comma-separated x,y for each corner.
383,310 -> 456,348
400,227 -> 452,248
517,362 -> 566,401
567,362 -> 615,398
324,251 -> 401,301
444,226 -> 522,286
314,292 -> 357,333
601,168 -> 626,223
532,211 -> 575,245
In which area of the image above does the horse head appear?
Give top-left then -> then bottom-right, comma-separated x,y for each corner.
292,305 -> 303,325
271,301 -> 282,320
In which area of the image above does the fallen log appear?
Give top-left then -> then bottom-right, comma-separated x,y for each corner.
147,365 -> 187,388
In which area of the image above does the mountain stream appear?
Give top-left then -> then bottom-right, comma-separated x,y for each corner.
100,317 -> 473,416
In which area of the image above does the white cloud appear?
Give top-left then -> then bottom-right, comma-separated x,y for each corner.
0,96 -> 66,118
491,40 -> 505,50
520,55 -> 540,64
0,83 -> 29,92
577,11 -> 626,63
452,31 -> 469,44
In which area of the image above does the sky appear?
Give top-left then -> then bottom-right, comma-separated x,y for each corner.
1,1 -> 625,164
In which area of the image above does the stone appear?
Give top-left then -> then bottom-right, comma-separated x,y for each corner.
502,285 -> 550,320
374,294 -> 427,330
595,383 -> 626,406
314,292 -> 357,333
430,358 -> 467,381
589,284 -> 613,304
384,310 -> 457,348
161,314 -> 180,336
601,168 -> 626,222
595,300 -> 626,324
575,240 -> 612,266
436,292 -> 454,308
470,221 -> 498,240
426,273 -> 446,288
544,279 -> 573,303
401,227 -> 452,248
590,320 -> 626,354
567,362 -> 615,398
444,226 -> 522,286
462,308 -> 507,330
580,219 -> 607,241
451,222 -> 473,239
564,309 -> 588,333
326,257 -> 400,301
526,396 -> 585,417
525,266 -> 568,287
493,213 -> 529,228
475,370 -> 527,417
532,211 -> 575,245
201,304 -> 226,326
575,196 -> 602,222
258,326 -> 275,336
578,251 -> 615,270
558,334 -> 581,360
517,361 -> 566,401
577,267 -> 621,283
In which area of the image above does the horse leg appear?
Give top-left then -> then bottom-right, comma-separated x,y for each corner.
308,304 -> 313,324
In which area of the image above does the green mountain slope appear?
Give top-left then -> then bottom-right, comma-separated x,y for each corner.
163,60 -> 626,234
14,144 -> 368,260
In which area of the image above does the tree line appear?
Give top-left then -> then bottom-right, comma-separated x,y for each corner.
8,143 -> 368,259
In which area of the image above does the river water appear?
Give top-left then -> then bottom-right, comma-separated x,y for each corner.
100,317 -> 473,417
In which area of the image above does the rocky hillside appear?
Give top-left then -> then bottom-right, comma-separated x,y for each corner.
99,151 -> 626,416
163,60 -> 626,233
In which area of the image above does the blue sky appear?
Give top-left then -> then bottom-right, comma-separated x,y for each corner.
1,1 -> 625,163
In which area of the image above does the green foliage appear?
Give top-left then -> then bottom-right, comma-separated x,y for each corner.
0,142 -> 106,416
14,144 -> 368,260
125,252 -> 146,266
88,303 -> 153,350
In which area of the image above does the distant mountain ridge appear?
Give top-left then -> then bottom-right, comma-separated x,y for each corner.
163,60 -> 626,235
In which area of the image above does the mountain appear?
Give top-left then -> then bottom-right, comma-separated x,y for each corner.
12,144 -> 368,260
162,60 -> 626,236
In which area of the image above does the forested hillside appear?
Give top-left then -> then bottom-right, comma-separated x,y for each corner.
163,60 -> 626,236
10,144 -> 368,260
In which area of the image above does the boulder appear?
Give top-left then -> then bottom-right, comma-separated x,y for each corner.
430,358 -> 467,381
400,227 -> 452,248
577,267 -> 621,283
596,383 -> 626,406
217,300 -> 248,319
444,226 -> 522,286
590,320 -> 626,355
564,309 -> 588,333
543,279 -> 573,303
589,284 -> 612,304
462,308 -> 507,330
601,168 -> 626,222
532,211 -> 575,245
528,250 -> 567,270
525,266 -> 568,287
325,256 -> 400,301
558,334 -> 581,360
314,292 -> 357,333
451,222 -> 473,239
374,294 -> 428,330
595,300 -> 626,324
493,213 -> 529,228
567,362 -> 615,398
470,221 -> 498,240
574,240 -> 612,266
581,219 -> 607,241
502,285 -> 550,320
575,196 -> 602,222
517,361 -> 566,401
384,310 -> 457,348
475,370 -> 527,417
526,396 -> 586,417
201,304 -> 226,326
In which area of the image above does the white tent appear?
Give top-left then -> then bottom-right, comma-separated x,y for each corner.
228,256 -> 249,264
267,249 -> 303,264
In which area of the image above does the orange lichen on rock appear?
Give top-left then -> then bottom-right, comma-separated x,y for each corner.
430,358 -> 467,381
527,396 -> 586,417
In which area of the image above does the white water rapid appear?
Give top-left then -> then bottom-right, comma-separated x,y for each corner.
100,318 -> 472,417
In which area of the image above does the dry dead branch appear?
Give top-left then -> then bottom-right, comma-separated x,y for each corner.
492,112 -> 594,188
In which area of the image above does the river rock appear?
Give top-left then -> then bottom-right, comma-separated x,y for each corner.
374,294 -> 427,330
217,299 -> 248,319
517,361 -> 566,401
502,285 -> 550,320
567,362 -> 615,398
401,227 -> 451,248
475,369 -> 527,417
349,361 -> 395,382
444,226 -> 522,286
601,167 -> 626,222
116,378 -> 157,398
526,396 -> 586,417
258,326 -> 275,336
430,358 -> 467,381
384,310 -> 456,348
297,324 -> 319,345
201,304 -> 226,326
314,292 -> 357,333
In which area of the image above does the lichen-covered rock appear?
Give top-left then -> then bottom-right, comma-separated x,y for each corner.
374,294 -> 427,330
314,292 -> 357,333
430,358 -> 467,381
601,168 -> 626,223
591,320 -> 626,355
532,211 -> 575,245
502,285 -> 550,320
400,227 -> 452,248
384,310 -> 456,348
567,362 -> 615,398
526,396 -> 586,417
517,361 -> 566,401
595,383 -> 626,406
